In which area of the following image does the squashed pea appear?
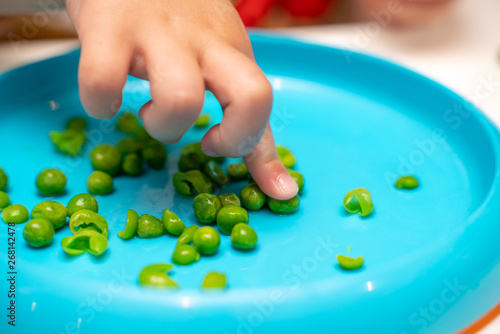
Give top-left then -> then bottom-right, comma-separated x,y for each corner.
204,160 -> 229,187
118,209 -> 140,240
193,193 -> 222,224
61,229 -> 108,256
138,264 -> 179,288
69,209 -> 109,238
162,209 -> 187,236
49,130 -> 86,156
343,188 -> 373,217
173,170 -> 213,196
218,193 -> 241,207
31,201 -> 68,230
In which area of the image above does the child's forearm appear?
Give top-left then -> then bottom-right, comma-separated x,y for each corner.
0,0 -> 65,15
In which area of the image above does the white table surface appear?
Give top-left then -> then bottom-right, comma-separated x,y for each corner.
0,0 -> 498,332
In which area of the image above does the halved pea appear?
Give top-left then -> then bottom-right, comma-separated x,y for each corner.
337,255 -> 364,270
395,176 -> 419,189
118,209 -> 140,240
201,272 -> 227,289
61,229 -> 108,256
343,188 -> 373,217
138,263 -> 179,288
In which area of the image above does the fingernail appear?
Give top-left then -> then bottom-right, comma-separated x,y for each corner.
202,149 -> 221,157
276,173 -> 299,198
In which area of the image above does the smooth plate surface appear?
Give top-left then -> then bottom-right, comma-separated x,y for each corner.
1,33 -> 500,334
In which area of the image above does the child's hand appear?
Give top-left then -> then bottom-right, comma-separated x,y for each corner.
65,0 -> 298,200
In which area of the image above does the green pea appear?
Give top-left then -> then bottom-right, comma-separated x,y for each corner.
395,176 -> 419,189
36,169 -> 67,196
122,153 -> 143,176
90,144 -> 122,176
67,193 -> 98,217
138,264 -> 179,288
134,125 -> 152,142
69,209 -> 109,238
343,188 -> 373,217
0,167 -> 7,191
161,209 -> 186,236
193,226 -> 220,255
277,146 -> 296,168
117,112 -> 140,133
201,272 -> 227,289
240,184 -> 266,211
204,160 -> 229,187
23,218 -> 54,248
231,223 -> 258,250
117,137 -> 144,156
218,193 -> 241,207
31,201 -> 68,230
87,171 -> 114,195
337,255 -> 364,270
177,225 -> 199,246
0,191 -> 10,210
172,244 -> 200,266
61,229 -> 108,256
216,206 -> 249,235
287,169 -> 304,194
226,163 -> 249,181
118,209 -> 140,240
178,142 -> 224,172
66,118 -> 87,132
193,193 -> 222,224
2,204 -> 29,224
194,114 -> 211,127
268,195 -> 300,214
173,170 -> 213,196
137,214 -> 165,238
142,140 -> 167,170
49,130 -> 86,156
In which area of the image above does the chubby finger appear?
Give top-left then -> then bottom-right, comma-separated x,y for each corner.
200,41 -> 273,158
78,29 -> 131,120
138,35 -> 205,144
244,125 -> 298,200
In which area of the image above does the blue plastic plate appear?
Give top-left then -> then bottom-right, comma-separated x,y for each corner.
1,33 -> 500,334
